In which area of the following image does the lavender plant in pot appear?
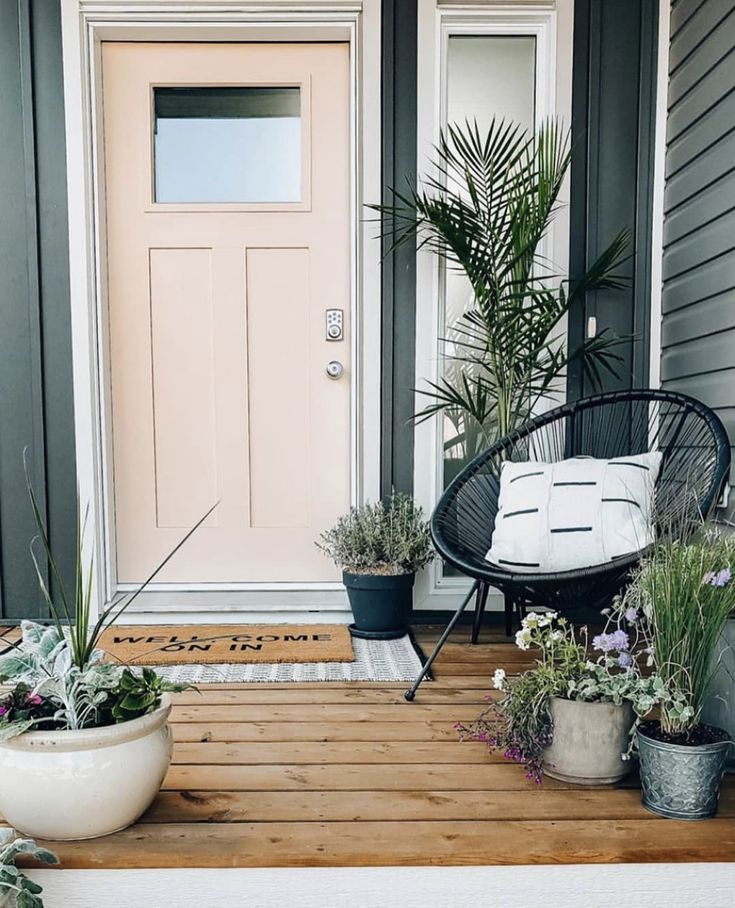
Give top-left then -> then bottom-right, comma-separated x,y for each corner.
317,493 -> 434,639
622,533 -> 735,819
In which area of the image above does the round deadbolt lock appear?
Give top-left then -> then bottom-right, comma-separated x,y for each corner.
326,360 -> 344,379
327,324 -> 342,340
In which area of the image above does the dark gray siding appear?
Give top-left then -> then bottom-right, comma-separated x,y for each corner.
568,0 -> 659,399
0,0 -> 76,621
661,0 -> 735,466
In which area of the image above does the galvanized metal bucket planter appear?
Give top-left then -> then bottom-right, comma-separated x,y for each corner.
701,617 -> 735,772
542,697 -> 634,785
637,724 -> 730,820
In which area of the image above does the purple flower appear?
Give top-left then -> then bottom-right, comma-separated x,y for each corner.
592,629 -> 630,654
706,568 -> 732,588
624,607 -> 638,623
26,694 -> 42,706
0,706 -> 7,718
618,652 -> 633,668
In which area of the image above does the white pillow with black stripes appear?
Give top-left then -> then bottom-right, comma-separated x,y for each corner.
485,452 -> 663,574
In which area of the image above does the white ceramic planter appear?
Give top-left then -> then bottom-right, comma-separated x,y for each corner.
542,696 -> 634,785
0,695 -> 172,841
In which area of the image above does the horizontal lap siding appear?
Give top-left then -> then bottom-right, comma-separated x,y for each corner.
661,0 -> 735,494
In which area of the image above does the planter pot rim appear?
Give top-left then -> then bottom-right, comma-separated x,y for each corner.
0,694 -> 172,753
550,695 -> 633,711
342,570 -> 415,588
637,723 -> 731,756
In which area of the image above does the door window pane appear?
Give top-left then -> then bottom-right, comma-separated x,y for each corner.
441,36 -> 537,575
443,36 -> 536,472
153,87 -> 301,203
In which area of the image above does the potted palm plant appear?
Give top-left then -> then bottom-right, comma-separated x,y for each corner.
375,118 -> 630,462
0,465 -> 212,840
457,611 -> 659,784
623,533 -> 735,819
317,493 -> 434,638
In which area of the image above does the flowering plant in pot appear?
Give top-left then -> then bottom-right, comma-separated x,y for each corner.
457,610 -> 661,784
317,493 -> 434,638
621,532 -> 735,819
0,467 -> 212,841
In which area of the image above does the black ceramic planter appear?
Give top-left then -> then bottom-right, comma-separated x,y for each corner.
343,571 -> 415,639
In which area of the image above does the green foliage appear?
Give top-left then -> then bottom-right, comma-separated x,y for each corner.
374,119 -> 630,457
0,828 -> 57,908
457,611 -> 660,781
316,492 -> 434,575
621,531 -> 735,736
24,451 -> 216,670
0,623 -> 188,739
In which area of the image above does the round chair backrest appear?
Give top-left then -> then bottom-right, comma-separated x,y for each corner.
433,389 -> 731,573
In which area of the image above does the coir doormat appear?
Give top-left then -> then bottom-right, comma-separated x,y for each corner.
98,624 -> 354,665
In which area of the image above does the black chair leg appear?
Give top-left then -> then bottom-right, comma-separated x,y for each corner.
405,580 -> 479,702
504,594 -> 515,637
470,582 -> 490,645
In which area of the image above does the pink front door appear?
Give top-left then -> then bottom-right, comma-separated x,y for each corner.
101,42 -> 351,584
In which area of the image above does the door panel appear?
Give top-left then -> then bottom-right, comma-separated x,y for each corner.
101,43 -> 351,585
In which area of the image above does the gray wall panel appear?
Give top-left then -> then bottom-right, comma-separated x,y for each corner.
664,126 -> 735,210
663,171 -> 734,244
667,52 -> 735,139
0,0 -> 75,621
662,371 -> 735,408
668,10 -> 734,100
669,0 -> 733,71
663,255 -> 735,312
663,209 -> 735,279
661,0 -> 735,484
661,293 -> 735,346
662,329 -> 735,379
665,93 -> 735,176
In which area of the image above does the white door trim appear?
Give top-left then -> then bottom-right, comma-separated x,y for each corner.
60,0 -> 382,622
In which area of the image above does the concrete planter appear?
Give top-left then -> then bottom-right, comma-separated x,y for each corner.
701,616 -> 735,772
542,696 -> 634,785
0,695 -> 172,840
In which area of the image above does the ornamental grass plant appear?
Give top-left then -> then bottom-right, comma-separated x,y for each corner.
620,530 -> 735,741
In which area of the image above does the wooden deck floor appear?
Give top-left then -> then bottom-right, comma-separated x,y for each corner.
2,624 -> 735,868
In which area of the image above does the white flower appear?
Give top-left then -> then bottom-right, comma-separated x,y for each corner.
550,629 -> 563,642
523,612 -> 540,629
492,668 -> 506,690
536,610 -> 558,628
515,628 -> 532,651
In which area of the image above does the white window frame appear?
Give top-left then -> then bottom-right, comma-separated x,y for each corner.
60,0 -> 382,623
413,1 -> 571,612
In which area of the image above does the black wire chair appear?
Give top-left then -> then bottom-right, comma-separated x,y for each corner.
405,389 -> 731,701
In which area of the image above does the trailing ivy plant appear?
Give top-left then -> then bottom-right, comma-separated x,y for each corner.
374,118 -> 631,458
0,828 -> 58,908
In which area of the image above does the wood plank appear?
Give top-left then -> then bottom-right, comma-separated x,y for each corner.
171,721 -> 461,743
172,741 -> 495,765
40,818 -> 735,868
170,704 -> 493,723
142,786 -> 735,824
162,763 -> 596,792
171,687 -> 489,705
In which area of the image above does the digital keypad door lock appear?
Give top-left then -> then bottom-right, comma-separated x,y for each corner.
326,309 -> 344,341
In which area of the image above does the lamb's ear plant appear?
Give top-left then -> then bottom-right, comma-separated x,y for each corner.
373,118 -> 631,457
0,828 -> 58,908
